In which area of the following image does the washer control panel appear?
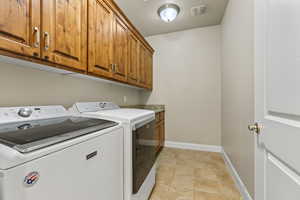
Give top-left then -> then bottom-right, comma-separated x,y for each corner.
0,106 -> 68,124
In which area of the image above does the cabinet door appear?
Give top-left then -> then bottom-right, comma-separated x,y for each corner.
138,44 -> 147,87
160,121 -> 165,148
88,0 -> 114,78
113,16 -> 128,82
145,50 -> 153,89
155,125 -> 160,153
0,0 -> 40,57
128,32 -> 139,84
42,0 -> 87,71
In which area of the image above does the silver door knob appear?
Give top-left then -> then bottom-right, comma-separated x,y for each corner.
248,123 -> 263,135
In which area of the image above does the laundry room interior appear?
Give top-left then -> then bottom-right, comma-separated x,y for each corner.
0,0 -> 298,200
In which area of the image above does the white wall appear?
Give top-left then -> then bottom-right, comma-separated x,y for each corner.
0,61 -> 141,108
141,26 -> 221,146
221,0 -> 255,197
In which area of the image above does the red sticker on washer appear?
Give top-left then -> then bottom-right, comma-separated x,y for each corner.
24,172 -> 40,187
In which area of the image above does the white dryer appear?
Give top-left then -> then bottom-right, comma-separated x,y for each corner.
69,102 -> 157,200
0,105 -> 124,200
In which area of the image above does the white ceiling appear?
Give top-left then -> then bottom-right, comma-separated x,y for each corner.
114,0 -> 229,37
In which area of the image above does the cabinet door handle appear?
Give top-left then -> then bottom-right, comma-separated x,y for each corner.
114,64 -> 117,72
110,64 -> 115,72
33,27 -> 40,48
44,32 -> 50,50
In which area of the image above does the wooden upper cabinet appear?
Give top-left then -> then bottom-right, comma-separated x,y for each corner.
145,50 -> 153,90
88,0 -> 114,78
42,0 -> 87,71
0,0 -> 154,89
128,32 -> 139,84
0,0 -> 41,57
112,16 -> 128,82
138,43 -> 153,89
88,1 -> 129,83
138,43 -> 147,86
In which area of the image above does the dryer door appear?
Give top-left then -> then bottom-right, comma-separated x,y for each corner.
132,119 -> 157,194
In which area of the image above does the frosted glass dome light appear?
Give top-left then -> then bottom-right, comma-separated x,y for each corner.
158,4 -> 180,23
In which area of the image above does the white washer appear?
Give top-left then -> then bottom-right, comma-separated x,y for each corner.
69,102 -> 157,200
0,105 -> 124,200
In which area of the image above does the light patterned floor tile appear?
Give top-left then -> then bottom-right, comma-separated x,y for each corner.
194,191 -> 226,200
150,148 -> 242,200
170,175 -> 195,192
194,178 -> 222,194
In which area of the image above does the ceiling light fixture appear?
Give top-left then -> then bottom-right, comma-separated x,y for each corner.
158,3 -> 180,23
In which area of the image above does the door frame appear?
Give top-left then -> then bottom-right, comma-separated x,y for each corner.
254,0 -> 267,199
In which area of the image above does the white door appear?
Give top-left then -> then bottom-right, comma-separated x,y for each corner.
255,0 -> 300,199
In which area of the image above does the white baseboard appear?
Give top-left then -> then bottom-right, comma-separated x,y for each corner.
222,150 -> 253,200
164,141 -> 222,152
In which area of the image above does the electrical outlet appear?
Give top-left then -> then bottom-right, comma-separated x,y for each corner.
123,96 -> 127,104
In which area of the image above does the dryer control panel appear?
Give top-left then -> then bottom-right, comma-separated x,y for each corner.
70,102 -> 120,113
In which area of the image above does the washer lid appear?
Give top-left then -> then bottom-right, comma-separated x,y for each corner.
0,117 -> 117,153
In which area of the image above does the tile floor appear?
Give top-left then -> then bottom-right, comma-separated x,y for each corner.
150,148 -> 242,200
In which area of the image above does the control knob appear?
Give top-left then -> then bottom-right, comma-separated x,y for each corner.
18,108 -> 33,118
